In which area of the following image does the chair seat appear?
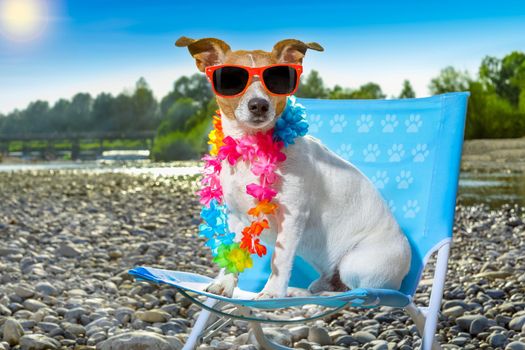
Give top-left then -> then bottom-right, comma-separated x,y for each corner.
128,266 -> 411,310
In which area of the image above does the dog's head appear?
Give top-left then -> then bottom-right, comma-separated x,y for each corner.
176,37 -> 323,132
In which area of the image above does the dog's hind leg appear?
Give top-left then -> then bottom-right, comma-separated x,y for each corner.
308,271 -> 349,294
337,240 -> 406,290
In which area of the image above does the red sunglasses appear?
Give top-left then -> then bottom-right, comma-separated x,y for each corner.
205,64 -> 303,98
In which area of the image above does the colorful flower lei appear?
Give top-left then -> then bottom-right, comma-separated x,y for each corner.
197,96 -> 308,274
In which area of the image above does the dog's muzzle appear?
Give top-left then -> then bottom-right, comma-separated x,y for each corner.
248,97 -> 270,124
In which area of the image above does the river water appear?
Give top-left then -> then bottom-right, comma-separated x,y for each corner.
1,161 -> 523,209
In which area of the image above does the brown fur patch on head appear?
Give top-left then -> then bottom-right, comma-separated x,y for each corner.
176,37 -> 323,122
175,36 -> 231,72
215,49 -> 289,120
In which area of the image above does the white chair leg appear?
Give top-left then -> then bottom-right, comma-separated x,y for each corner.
249,321 -> 293,350
406,303 -> 441,350
183,298 -> 218,350
421,243 -> 449,350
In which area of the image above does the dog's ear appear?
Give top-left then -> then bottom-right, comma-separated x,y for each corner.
175,36 -> 231,72
272,39 -> 324,65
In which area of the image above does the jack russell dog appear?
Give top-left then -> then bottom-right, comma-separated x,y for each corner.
176,36 -> 411,299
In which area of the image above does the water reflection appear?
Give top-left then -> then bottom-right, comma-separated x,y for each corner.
458,172 -> 525,208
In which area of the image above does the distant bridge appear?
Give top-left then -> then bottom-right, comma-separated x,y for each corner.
0,131 -> 156,160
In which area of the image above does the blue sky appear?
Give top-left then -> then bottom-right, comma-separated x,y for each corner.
1,0 -> 524,114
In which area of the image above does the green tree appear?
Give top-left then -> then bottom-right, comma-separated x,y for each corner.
399,80 -> 416,98
160,74 -> 212,115
157,98 -> 200,137
69,93 -> 93,132
49,99 -> 72,133
349,83 -> 386,99
21,101 -> 50,133
132,78 -> 159,131
328,85 -> 354,99
428,66 -> 471,94
91,93 -> 114,132
296,70 -> 328,98
479,52 -> 525,106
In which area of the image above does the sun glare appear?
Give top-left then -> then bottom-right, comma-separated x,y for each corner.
0,0 -> 48,42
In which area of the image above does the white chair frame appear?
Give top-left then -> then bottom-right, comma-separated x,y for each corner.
181,242 -> 451,350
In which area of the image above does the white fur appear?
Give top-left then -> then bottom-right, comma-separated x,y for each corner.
233,82 -> 276,131
206,93 -> 411,300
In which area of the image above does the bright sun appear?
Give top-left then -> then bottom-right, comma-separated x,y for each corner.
0,0 -> 48,42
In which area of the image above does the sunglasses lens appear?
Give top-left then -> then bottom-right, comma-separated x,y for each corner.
262,66 -> 298,95
212,67 -> 249,96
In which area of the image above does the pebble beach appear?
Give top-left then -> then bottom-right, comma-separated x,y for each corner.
0,170 -> 524,350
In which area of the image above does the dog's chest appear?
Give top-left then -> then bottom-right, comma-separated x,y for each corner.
220,160 -> 258,216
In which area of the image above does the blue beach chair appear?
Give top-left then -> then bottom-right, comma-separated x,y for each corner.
129,92 -> 469,350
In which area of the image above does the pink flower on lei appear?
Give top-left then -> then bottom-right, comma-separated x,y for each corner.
246,183 -> 277,202
218,136 -> 241,165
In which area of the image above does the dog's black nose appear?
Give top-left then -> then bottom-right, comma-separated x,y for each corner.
248,98 -> 269,116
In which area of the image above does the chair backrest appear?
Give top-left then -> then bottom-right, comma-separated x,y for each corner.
238,92 -> 469,297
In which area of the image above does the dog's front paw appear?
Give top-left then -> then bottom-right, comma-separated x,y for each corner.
204,274 -> 237,297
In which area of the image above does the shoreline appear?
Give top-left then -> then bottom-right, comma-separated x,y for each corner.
2,137 -> 525,173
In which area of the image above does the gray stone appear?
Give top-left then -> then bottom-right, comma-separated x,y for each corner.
334,335 -> 356,346
294,339 -> 316,350
450,336 -> 469,346
509,316 -> 525,331
485,289 -> 505,299
371,340 -> 389,350
19,334 -> 60,350
238,345 -> 257,350
289,325 -> 309,342
35,282 -> 58,297
443,305 -> 465,318
56,244 -> 81,258
62,322 -> 85,336
0,304 -> 12,316
98,331 -> 181,350
37,322 -> 59,333
456,315 -> 487,333
22,299 -> 47,312
64,307 -> 86,321
135,310 -> 171,323
2,318 -> 24,346
261,328 -> 292,347
307,326 -> 331,346
353,331 -> 376,344
15,285 -> 35,299
470,316 -> 489,335
488,332 -> 507,347
506,341 -> 525,350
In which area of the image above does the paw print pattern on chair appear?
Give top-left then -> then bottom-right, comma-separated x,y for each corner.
356,114 -> 373,133
329,114 -> 347,133
405,114 -> 423,133
396,170 -> 414,189
308,114 -> 323,134
371,170 -> 389,189
411,144 -> 429,162
403,200 -> 420,218
299,97 -> 447,230
363,144 -> 380,162
381,114 -> 398,133
336,144 -> 354,160
387,144 -> 405,162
